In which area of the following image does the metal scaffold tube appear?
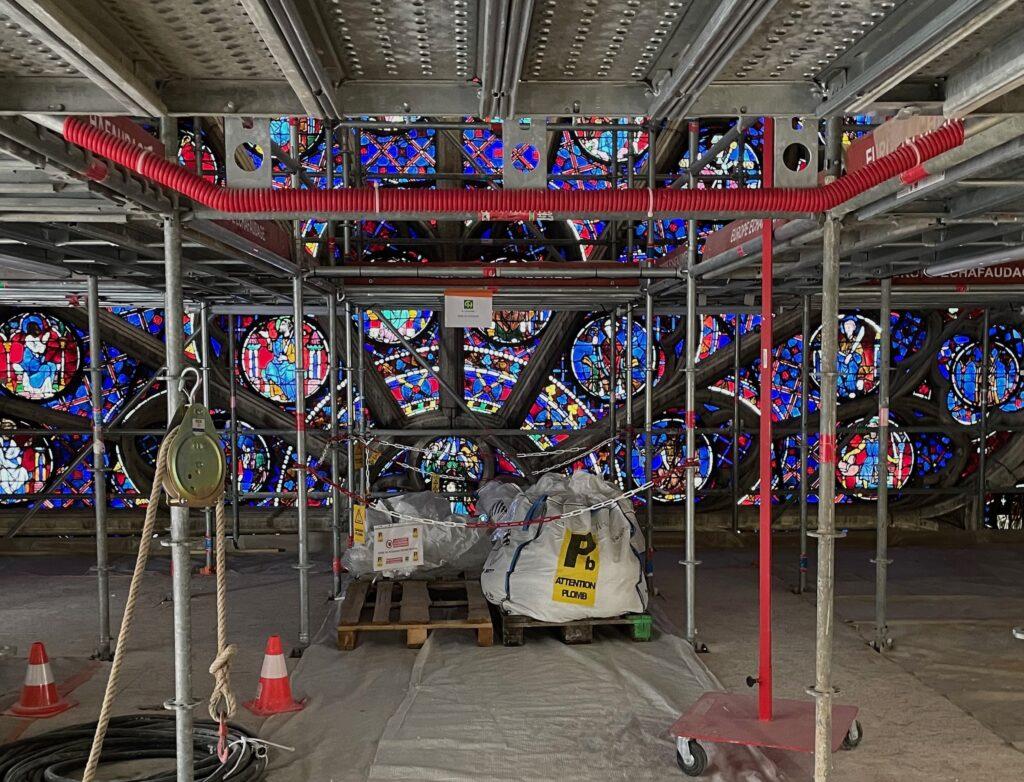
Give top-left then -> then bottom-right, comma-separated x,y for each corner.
757,116 -> 775,721
345,302 -> 356,547
684,120 -> 700,649
227,316 -> 240,545
328,293 -> 342,598
874,278 -> 893,650
978,308 -> 990,530
644,288 -> 655,590
798,295 -> 811,594
293,273 -> 310,650
199,301 -> 213,575
87,274 -> 112,661
162,181 -> 195,782
813,115 -> 844,782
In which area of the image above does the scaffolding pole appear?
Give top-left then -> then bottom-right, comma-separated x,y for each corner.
644,287 -> 655,590
162,181 -> 195,782
227,315 -> 239,545
873,278 -> 893,650
978,307 -> 990,530
199,300 -> 213,575
798,295 -> 811,593
607,310 -> 618,465
813,114 -> 844,782
87,274 -> 112,661
328,292 -> 342,598
684,120 -> 699,648
293,273 -> 310,650
345,301 -> 356,545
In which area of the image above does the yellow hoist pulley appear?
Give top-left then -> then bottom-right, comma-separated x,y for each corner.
164,367 -> 225,507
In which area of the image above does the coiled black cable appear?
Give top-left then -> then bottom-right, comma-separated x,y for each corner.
0,714 -> 268,781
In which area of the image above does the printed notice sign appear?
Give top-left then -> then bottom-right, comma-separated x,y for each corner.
551,531 -> 600,606
444,289 -> 493,328
373,522 -> 424,571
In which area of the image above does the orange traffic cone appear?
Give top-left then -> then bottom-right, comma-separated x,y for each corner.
244,635 -> 305,715
4,642 -> 75,718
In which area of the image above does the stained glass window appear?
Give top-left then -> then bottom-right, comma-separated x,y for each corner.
835,416 -> 914,500
364,310 -> 433,344
240,316 -> 328,403
361,121 -> 436,179
178,124 -> 220,183
0,312 -> 81,401
364,311 -> 439,417
677,120 -> 763,189
571,317 -> 665,401
421,436 -> 485,514
939,325 -> 1024,425
812,313 -> 881,399
569,117 -> 649,167
0,420 -> 52,504
630,419 -> 713,502
463,124 -> 503,174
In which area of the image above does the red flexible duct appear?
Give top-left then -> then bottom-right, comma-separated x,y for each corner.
62,118 -> 965,217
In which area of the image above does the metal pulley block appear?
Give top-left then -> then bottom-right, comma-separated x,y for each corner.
164,402 -> 225,508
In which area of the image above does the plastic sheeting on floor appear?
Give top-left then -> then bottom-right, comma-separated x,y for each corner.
261,595 -> 781,782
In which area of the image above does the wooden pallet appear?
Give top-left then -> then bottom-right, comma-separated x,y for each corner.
337,577 -> 494,650
499,612 -> 653,646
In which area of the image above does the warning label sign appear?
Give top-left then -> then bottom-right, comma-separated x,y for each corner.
552,531 -> 599,606
353,504 -> 366,545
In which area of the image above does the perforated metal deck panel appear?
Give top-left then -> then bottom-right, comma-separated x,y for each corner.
719,0 -> 907,83
0,0 -> 1018,118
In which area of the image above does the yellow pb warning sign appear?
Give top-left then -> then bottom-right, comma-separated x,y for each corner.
552,531 -> 599,606
353,504 -> 366,545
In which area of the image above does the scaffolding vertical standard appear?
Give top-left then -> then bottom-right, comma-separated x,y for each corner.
757,116 -> 776,720
199,300 -> 214,575
87,274 -> 112,661
161,113 -> 195,782
670,118 -> 858,774
293,272 -> 311,651
345,301 -> 356,545
873,278 -> 893,650
798,295 -> 811,594
978,307 -> 990,530
327,292 -> 342,598
643,121 -> 656,589
291,117 -> 311,653
227,314 -> 240,545
683,120 -> 700,649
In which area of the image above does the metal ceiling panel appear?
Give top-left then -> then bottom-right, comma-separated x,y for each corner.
313,0 -> 479,82
719,0 -> 908,83
85,0 -> 282,81
522,0 -> 687,83
0,8 -> 81,76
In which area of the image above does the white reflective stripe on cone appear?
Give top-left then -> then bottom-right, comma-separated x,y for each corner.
259,654 -> 288,679
24,662 -> 54,687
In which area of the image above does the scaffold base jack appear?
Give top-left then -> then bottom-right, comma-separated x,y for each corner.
669,693 -> 861,776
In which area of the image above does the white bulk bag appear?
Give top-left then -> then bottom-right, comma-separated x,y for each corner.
480,472 -> 648,622
341,491 -> 492,579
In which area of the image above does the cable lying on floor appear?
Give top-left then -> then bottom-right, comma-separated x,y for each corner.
0,715 -> 268,782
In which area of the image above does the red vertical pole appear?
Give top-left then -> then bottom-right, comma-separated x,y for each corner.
758,116 -> 775,721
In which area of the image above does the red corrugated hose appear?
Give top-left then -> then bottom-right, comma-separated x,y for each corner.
62,117 -> 965,216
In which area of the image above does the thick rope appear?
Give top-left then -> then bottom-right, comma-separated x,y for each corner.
82,426 -> 236,782
82,431 -> 173,782
208,500 -> 237,721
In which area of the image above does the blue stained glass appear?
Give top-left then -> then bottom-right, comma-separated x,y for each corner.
463,124 -> 503,174
630,419 -> 714,502
571,317 -> 664,400
812,313 -> 881,399
361,123 -> 436,179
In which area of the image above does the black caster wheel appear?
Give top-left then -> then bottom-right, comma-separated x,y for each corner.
842,720 -> 863,750
676,739 -> 708,777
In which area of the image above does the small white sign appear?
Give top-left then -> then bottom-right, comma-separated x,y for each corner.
444,289 -> 493,328
372,523 -> 424,572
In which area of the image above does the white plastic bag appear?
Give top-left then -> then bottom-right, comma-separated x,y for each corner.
480,472 -> 648,622
341,491 -> 492,578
